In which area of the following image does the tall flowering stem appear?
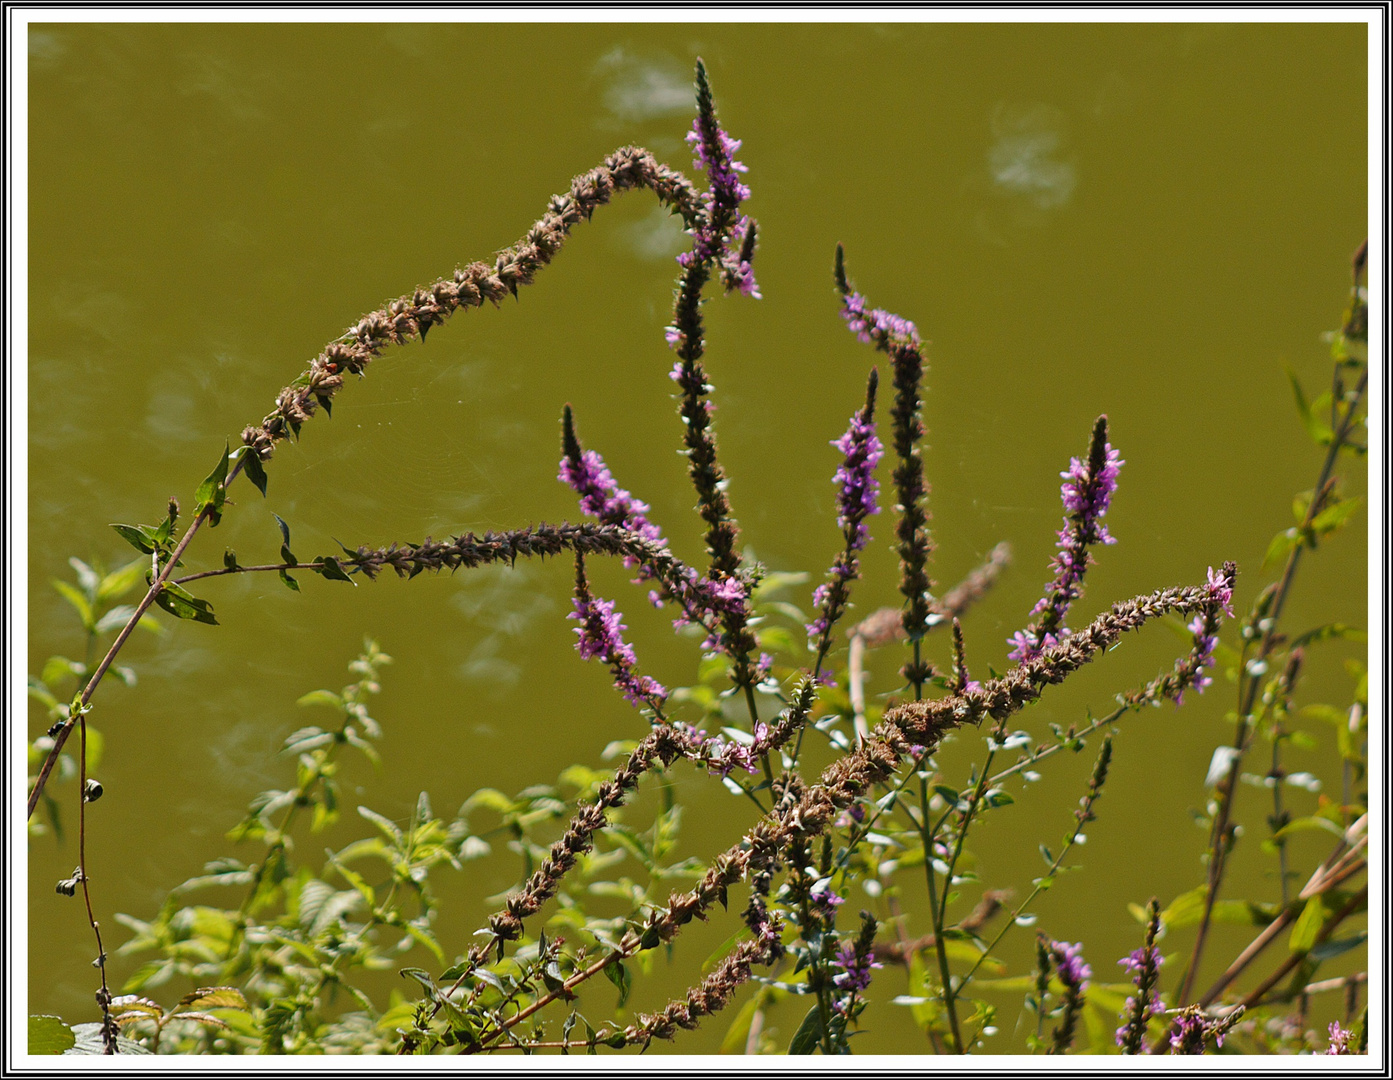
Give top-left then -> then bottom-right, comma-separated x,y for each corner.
1009,415 -> 1123,662
1046,939 -> 1092,1054
808,369 -> 883,676
835,245 -> 934,697
1116,898 -> 1165,1054
665,59 -> 761,697
570,554 -> 668,713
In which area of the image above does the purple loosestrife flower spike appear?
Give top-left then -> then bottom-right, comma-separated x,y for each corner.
570,554 -> 667,712
1010,415 -> 1124,663
834,246 -> 934,692
560,405 -> 667,562
1115,898 -> 1164,1054
675,58 -> 758,295
1046,938 -> 1091,1054
807,370 -> 883,664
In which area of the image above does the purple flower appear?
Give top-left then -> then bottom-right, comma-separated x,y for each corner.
1115,944 -> 1164,1051
1051,940 -> 1091,989
830,940 -> 882,1006
840,290 -> 919,347
1167,1006 -> 1236,1054
1010,419 -> 1123,662
558,447 -> 666,560
569,589 -> 667,710
674,65 -> 759,300
832,408 -> 883,549
1326,1021 -> 1357,1055
809,880 -> 845,919
1205,564 -> 1234,618
807,372 -> 882,648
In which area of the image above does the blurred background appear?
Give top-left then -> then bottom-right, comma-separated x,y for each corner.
27,20 -> 1368,1054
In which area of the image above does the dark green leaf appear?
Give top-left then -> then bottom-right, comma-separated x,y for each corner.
110,523 -> 156,555
273,513 -> 296,562
153,582 -> 218,625
314,556 -> 356,585
29,1015 -> 76,1055
603,959 -> 631,1008
279,570 -> 300,592
195,443 -> 231,527
1309,931 -> 1366,963
789,1003 -> 825,1054
243,451 -> 269,497
223,549 -> 240,572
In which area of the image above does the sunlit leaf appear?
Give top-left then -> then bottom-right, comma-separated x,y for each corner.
194,443 -> 230,527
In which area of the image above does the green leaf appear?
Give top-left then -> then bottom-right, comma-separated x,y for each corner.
243,451 -> 268,497
314,556 -> 356,585
1160,885 -> 1209,929
97,558 -> 147,603
51,580 -> 94,630
94,605 -> 138,634
1263,529 -> 1300,571
358,805 -> 404,843
1311,496 -> 1363,537
788,1003 -> 825,1054
279,570 -> 300,592
1309,931 -> 1366,963
1288,623 -> 1367,650
153,582 -> 218,625
68,557 -> 99,596
195,443 -> 231,527
1289,895 -> 1327,954
65,1023 -> 152,1055
110,523 -> 157,555
603,959 -> 632,1008
29,1015 -> 76,1055
296,689 -> 344,711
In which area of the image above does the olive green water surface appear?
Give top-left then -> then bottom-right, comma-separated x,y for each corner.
27,21 -> 1367,1054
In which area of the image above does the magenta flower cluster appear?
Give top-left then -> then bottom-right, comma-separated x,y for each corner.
673,113 -> 759,297
807,393 -> 883,644
1177,565 -> 1236,704
1009,437 -> 1124,662
569,592 -> 667,709
559,449 -> 666,562
1326,1022 -> 1357,1055
830,939 -> 882,1007
1169,1010 -> 1231,1054
1051,940 -> 1092,989
840,290 -> 919,347
1115,945 -> 1165,1049
559,438 -> 753,651
678,720 -> 771,779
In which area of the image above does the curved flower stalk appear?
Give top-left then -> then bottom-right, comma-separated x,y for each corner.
30,145 -> 709,821
1009,415 -> 1123,662
570,554 -> 667,713
808,369 -> 883,674
243,147 -> 703,466
835,245 -> 934,694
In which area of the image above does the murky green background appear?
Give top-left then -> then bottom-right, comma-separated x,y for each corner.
28,22 -> 1367,1054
